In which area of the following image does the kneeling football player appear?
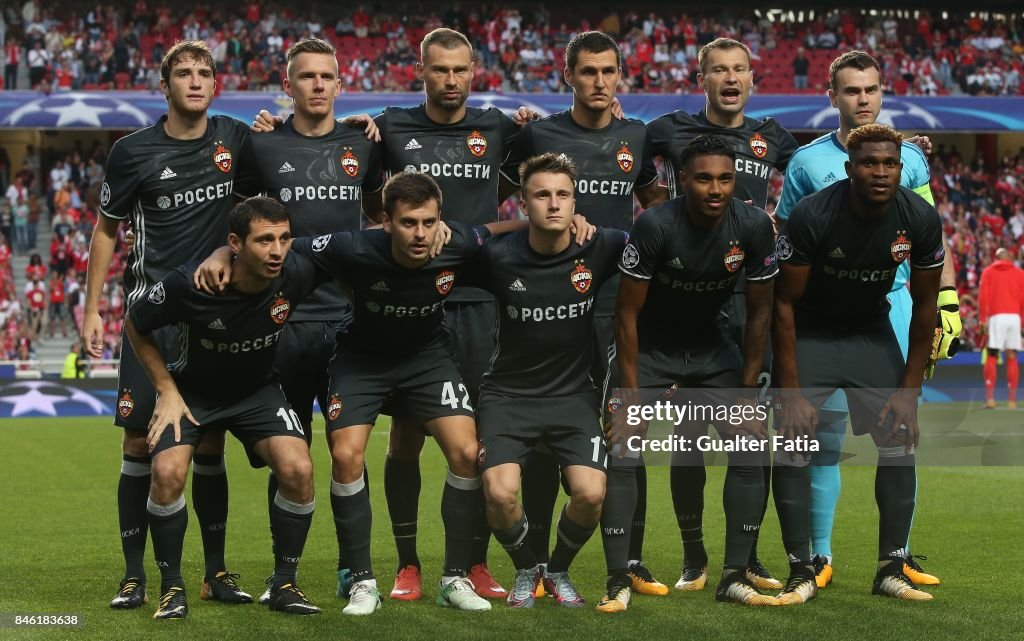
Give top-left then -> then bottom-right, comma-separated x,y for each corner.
772,124 -> 943,602
473,154 -> 625,609
609,135 -> 779,607
126,197 -> 328,618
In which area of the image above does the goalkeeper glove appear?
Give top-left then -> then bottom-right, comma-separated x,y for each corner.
935,286 -> 961,360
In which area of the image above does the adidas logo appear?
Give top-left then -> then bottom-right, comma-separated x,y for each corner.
159,167 -> 177,180
823,171 -> 838,184
278,162 -> 295,173
404,139 -> 422,150
370,280 -> 389,292
828,247 -> 846,259
207,318 -> 226,330
509,278 -> 526,292
666,257 -> 684,269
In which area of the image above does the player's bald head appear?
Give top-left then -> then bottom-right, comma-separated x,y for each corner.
996,248 -> 1012,261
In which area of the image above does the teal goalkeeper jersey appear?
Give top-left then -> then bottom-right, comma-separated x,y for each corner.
775,131 -> 934,291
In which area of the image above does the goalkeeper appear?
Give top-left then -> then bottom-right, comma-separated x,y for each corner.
774,51 -> 961,589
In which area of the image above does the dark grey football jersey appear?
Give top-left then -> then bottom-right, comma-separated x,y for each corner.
290,222 -> 490,355
500,110 -> 658,231
779,182 -> 944,331
129,252 -> 326,400
375,105 -> 518,303
239,116 -> 384,321
477,228 -> 627,397
100,115 -> 252,306
648,110 -> 798,208
620,197 -> 778,352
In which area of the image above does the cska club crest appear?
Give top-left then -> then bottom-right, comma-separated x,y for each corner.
749,133 -> 768,159
570,261 -> 593,294
606,396 -> 622,415
890,230 -> 912,263
724,242 -> 745,273
269,293 -> 291,325
341,147 -> 359,178
117,388 -> 134,418
213,143 -> 233,173
436,270 -> 455,295
616,143 -> 634,173
326,394 -> 343,421
467,130 -> 487,158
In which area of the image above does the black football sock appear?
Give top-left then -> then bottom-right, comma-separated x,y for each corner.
875,453 -> 916,561
723,465 -> 766,569
601,464 -> 637,576
521,450 -> 561,564
628,463 -> 648,562
384,456 -> 421,570
270,493 -> 315,590
331,475 -> 374,582
748,463 -> 772,566
547,506 -> 597,573
191,453 -> 228,579
671,458 -> 708,566
147,496 -> 187,594
266,472 -> 278,555
441,471 -> 483,577
493,513 -> 537,570
118,454 -> 151,581
772,460 -> 811,564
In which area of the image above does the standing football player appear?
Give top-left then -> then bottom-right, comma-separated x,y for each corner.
775,50 -> 958,588
234,36 -> 383,603
979,248 -> 1024,408
83,40 -> 254,610
646,37 -> 798,593
497,31 -> 668,600
773,124 -> 943,602
609,135 -> 779,607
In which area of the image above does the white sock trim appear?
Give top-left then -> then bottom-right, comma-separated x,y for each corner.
445,469 -> 481,490
120,460 -> 151,477
274,491 -> 316,515
331,475 -> 366,497
147,494 -> 186,517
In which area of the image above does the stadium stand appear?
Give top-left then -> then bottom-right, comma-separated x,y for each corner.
0,5 -> 1020,95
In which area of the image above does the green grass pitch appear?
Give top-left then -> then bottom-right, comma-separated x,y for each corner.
1,405 -> 1021,641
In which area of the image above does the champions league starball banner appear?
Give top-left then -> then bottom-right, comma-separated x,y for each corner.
1,91 -> 1023,131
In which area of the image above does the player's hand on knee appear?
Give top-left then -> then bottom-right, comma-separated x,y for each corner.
731,395 -> 769,440
341,113 -> 380,141
147,390 -> 198,452
608,389 -> 647,458
569,214 -> 595,244
430,221 -> 452,257
194,247 -> 234,294
251,109 -> 281,133
777,391 -> 817,441
878,388 -> 919,450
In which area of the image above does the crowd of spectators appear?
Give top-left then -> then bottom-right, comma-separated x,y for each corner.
0,139 -> 127,362
0,3 -> 1020,96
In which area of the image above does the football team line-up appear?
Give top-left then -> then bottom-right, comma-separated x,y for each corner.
83,26 -> 963,620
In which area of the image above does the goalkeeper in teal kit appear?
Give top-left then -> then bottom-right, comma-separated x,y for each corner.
775,51 -> 961,589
